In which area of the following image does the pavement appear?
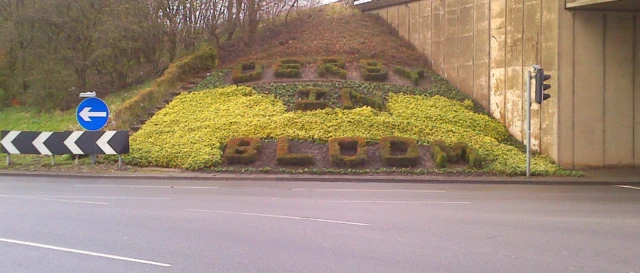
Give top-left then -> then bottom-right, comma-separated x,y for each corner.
1,167 -> 639,185
0,176 -> 639,273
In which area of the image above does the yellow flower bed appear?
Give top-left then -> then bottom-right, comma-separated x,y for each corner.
125,85 -> 562,174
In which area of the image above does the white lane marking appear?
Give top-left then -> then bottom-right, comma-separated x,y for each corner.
75,184 -> 218,189
616,185 -> 640,190
188,209 -> 370,226
0,195 -> 109,205
14,195 -> 171,200
291,189 -> 445,192
0,237 -> 171,267
311,200 -> 470,204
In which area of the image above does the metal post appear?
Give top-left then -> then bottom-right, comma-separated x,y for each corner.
6,154 -> 10,166
52,155 -> 55,166
75,155 -> 78,165
118,155 -> 122,168
526,69 -> 532,178
91,154 -> 96,165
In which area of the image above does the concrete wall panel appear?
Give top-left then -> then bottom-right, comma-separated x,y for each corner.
388,6 -> 399,32
604,13 -> 634,167
573,12 -> 605,168
523,0 -> 542,151
422,1 -> 433,66
505,0 -> 524,140
635,16 -> 640,168
445,0 -> 459,86
398,5 -> 410,40
490,0 -> 507,123
557,9 -> 575,169
458,1 -> 474,97
432,0 -> 445,74
540,0 -> 560,159
409,2 -> 421,46
473,0 -> 490,109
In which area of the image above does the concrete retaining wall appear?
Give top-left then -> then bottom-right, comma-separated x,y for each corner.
368,0 -> 640,169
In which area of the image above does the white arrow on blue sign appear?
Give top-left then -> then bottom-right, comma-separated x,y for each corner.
76,97 -> 110,131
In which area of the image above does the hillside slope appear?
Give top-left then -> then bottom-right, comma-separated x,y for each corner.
219,4 -> 427,68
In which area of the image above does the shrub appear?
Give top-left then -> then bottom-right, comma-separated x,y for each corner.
317,57 -> 347,79
339,88 -> 354,109
223,137 -> 262,165
452,142 -> 483,169
380,136 -> 419,167
232,62 -> 263,83
111,43 -> 218,130
431,140 -> 450,168
295,88 -> 329,111
276,136 -> 314,166
431,139 -> 483,169
359,59 -> 388,81
393,66 -> 423,86
348,89 -> 385,111
328,137 -> 367,167
274,58 -> 303,78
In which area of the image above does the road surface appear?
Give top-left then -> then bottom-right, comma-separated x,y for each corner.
0,176 -> 638,273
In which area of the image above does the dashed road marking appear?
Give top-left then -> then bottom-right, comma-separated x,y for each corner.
616,185 -> 640,190
0,195 -> 109,205
310,200 -> 470,204
188,209 -> 370,226
75,184 -> 217,189
291,189 -> 445,193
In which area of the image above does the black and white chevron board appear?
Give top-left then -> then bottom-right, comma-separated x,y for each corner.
1,131 -> 129,155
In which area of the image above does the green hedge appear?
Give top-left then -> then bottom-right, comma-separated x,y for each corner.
274,58 -> 303,78
341,88 -> 385,111
393,66 -> 424,86
359,59 -> 388,81
232,62 -> 263,83
431,139 -> 482,169
295,88 -> 329,111
328,137 -> 367,167
276,136 -> 314,166
318,57 -> 347,79
223,137 -> 262,165
380,136 -> 420,167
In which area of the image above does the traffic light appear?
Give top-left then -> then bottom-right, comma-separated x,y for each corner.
534,68 -> 551,104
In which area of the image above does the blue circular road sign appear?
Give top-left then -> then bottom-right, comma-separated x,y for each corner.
76,98 -> 110,131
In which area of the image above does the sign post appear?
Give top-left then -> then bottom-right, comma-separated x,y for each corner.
76,92 -> 110,165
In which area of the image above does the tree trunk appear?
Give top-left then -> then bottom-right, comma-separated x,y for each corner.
225,0 -> 242,42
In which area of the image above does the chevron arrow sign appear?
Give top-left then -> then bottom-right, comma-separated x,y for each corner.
1,131 -> 129,155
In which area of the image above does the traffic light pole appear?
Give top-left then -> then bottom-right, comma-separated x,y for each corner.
526,69 -> 532,178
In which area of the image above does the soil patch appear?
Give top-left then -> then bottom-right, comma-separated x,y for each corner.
217,4 -> 429,69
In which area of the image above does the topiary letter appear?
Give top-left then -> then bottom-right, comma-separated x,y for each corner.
276,136 -> 314,166
328,137 -> 367,167
380,136 -> 419,167
223,137 -> 261,165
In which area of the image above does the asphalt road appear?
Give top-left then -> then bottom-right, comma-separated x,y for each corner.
0,176 -> 638,273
